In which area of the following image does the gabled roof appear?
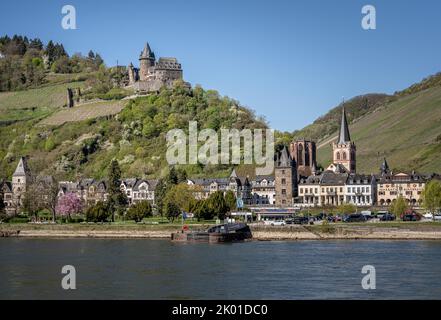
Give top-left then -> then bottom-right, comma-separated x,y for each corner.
346,174 -> 373,185
121,178 -> 138,188
146,179 -> 158,190
1,181 -> 12,193
320,171 -> 348,185
78,178 -> 95,188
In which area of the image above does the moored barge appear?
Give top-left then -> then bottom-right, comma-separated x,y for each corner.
171,223 -> 252,243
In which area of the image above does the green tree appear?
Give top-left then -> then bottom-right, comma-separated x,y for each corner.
391,196 -> 408,219
193,199 -> 215,221
225,190 -> 236,212
164,183 -> 196,213
164,200 -> 181,222
422,180 -> 441,220
207,191 -> 228,220
85,201 -> 111,222
126,201 -> 153,222
107,159 -> 128,222
337,203 -> 357,214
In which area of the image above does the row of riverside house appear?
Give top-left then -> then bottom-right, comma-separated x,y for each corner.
0,157 -> 276,215
277,106 -> 441,208
1,107 -> 440,215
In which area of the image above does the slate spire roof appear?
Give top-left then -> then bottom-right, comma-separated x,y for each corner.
380,157 -> 390,175
12,157 -> 30,177
140,42 -> 155,59
278,146 -> 294,167
337,105 -> 351,144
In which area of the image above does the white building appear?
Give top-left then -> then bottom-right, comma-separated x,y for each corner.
345,174 -> 376,207
251,176 -> 276,205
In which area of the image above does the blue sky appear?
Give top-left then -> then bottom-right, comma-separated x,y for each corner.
1,0 -> 441,131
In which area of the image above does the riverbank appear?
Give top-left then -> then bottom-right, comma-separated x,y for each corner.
3,222 -> 441,240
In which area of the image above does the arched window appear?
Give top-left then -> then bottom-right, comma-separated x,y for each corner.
343,152 -> 347,160
336,152 -> 340,160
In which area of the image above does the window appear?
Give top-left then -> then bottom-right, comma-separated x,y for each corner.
342,152 -> 347,160
300,188 -> 303,194
340,188 -> 343,193
281,178 -> 286,185
282,189 -> 286,195
336,152 -> 340,160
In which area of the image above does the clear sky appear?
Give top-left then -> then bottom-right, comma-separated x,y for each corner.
1,0 -> 441,131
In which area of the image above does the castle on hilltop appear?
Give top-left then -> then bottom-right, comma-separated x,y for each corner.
127,43 -> 189,93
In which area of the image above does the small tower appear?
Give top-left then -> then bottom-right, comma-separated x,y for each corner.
12,157 -> 31,209
332,105 -> 356,173
275,146 -> 297,207
139,42 -> 155,81
128,62 -> 136,85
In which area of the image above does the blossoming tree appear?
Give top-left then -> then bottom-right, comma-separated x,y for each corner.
56,192 -> 83,221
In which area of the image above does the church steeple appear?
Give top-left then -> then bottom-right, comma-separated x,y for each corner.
337,105 -> 351,144
380,157 -> 390,175
331,103 -> 356,173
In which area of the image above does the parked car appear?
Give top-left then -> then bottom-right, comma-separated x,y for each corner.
376,210 -> 389,220
401,210 -> 421,221
270,220 -> 286,226
380,213 -> 396,221
293,216 -> 309,225
343,214 -> 367,223
423,213 -> 433,220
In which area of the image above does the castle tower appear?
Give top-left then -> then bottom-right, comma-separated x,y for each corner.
332,106 -> 356,173
128,62 -> 136,85
139,42 -> 155,81
275,146 -> 297,207
290,139 -> 317,178
12,157 -> 31,209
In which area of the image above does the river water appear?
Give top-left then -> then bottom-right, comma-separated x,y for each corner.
1,239 -> 441,299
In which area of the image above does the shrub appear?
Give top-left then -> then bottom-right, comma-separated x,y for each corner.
85,201 -> 111,222
126,201 -> 152,222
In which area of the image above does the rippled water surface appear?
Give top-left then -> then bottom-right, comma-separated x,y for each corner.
1,239 -> 441,299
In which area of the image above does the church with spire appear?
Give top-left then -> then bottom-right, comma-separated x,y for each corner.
127,42 -> 190,93
328,105 -> 356,173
